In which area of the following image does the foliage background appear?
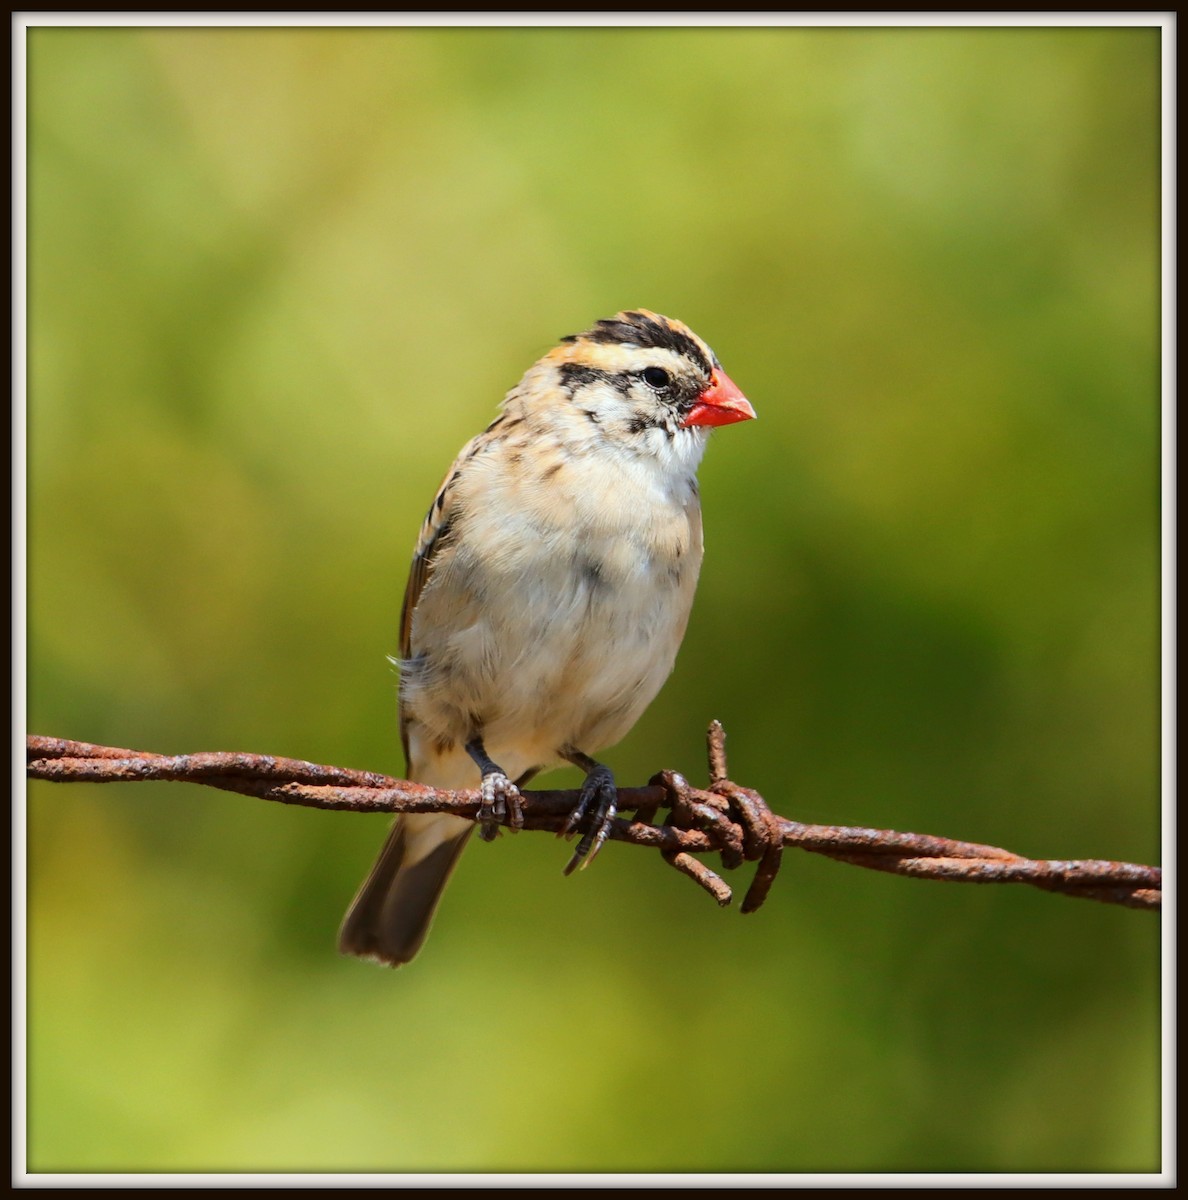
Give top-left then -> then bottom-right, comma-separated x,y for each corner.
26,23 -> 1162,1175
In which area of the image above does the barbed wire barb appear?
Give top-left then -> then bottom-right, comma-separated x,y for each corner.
25,725 -> 1160,912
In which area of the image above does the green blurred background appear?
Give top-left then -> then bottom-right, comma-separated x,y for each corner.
26,25 -> 1162,1175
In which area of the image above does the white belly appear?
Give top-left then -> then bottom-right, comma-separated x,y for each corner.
401,494 -> 702,780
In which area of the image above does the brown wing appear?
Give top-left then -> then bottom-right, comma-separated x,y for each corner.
396,438 -> 475,764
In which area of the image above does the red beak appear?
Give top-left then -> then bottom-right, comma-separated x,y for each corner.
681,369 -> 756,429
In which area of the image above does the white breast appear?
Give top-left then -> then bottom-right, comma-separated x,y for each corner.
402,436 -> 705,779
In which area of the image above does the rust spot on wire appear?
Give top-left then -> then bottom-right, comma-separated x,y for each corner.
662,850 -> 732,906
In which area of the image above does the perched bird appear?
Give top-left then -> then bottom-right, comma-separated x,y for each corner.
338,309 -> 755,966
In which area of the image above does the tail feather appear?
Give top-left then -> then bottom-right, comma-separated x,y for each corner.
337,813 -> 473,967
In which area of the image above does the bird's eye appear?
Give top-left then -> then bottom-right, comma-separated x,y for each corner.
641,367 -> 670,389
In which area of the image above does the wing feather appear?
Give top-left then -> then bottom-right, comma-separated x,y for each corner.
397,436 -> 480,763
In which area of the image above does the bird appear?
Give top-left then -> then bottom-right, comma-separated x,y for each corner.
338,309 -> 755,966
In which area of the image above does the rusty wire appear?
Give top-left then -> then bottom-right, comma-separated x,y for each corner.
25,724 -> 1161,912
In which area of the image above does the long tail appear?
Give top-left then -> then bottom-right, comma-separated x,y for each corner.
337,811 -> 474,967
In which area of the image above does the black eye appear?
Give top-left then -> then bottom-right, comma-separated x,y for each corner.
641,367 -> 670,389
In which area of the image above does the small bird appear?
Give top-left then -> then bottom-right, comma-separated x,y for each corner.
338,309 -> 755,966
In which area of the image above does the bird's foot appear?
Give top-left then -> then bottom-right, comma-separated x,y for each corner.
477,769 -> 524,842
559,763 -> 617,874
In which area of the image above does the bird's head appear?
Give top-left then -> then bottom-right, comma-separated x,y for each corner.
519,309 -> 755,468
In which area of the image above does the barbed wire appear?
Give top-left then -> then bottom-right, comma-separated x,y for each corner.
25,724 -> 1161,913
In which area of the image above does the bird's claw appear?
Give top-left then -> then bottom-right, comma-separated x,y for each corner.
478,770 -> 524,841
560,765 -> 617,874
